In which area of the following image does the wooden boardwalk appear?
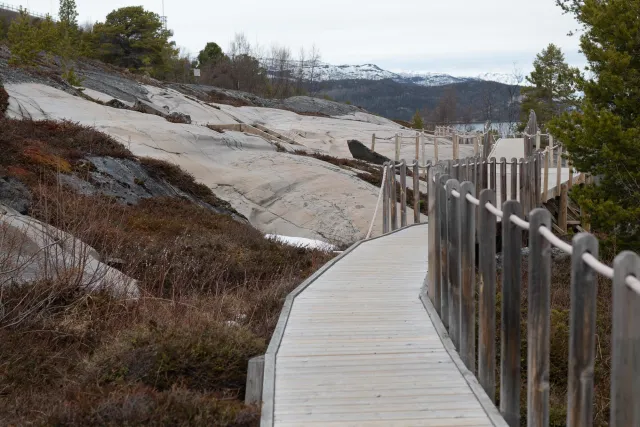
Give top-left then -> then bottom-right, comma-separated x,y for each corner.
262,224 -> 507,426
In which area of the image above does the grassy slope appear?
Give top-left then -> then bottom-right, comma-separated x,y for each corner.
0,117 -> 333,425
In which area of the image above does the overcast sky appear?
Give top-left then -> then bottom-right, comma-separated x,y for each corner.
16,0 -> 585,77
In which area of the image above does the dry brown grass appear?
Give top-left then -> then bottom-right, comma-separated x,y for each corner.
0,83 -> 8,116
0,119 -> 334,425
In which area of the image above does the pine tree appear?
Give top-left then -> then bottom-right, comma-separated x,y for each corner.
36,15 -> 59,56
412,110 -> 424,129
59,0 -> 78,27
7,10 -> 40,65
550,0 -> 640,251
520,44 -> 580,130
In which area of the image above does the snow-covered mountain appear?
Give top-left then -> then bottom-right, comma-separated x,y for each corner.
299,62 -> 516,87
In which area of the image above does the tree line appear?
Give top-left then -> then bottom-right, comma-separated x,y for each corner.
0,2 -> 322,99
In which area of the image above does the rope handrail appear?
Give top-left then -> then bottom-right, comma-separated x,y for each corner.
365,165 -> 388,239
449,184 -> 640,290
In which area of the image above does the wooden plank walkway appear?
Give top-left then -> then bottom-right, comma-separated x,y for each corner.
262,224 -> 507,426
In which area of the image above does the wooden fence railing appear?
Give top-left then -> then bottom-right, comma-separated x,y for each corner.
424,156 -> 640,427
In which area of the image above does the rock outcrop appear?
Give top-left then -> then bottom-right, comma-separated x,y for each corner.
348,139 -> 391,165
0,203 -> 139,297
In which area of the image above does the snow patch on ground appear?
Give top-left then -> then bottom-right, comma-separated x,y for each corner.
266,234 -> 337,252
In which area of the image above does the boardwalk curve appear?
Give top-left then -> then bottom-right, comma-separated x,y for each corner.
262,224 -> 507,426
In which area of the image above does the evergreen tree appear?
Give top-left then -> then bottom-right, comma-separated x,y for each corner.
59,0 -> 79,27
7,10 -> 40,65
520,44 -> 580,130
412,110 -> 424,129
550,0 -> 640,251
92,6 -> 177,76
36,15 -> 59,56
197,42 -> 225,67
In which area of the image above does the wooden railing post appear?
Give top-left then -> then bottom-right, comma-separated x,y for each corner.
543,148 -> 550,203
535,152 -> 542,207
428,167 -> 440,310
395,133 -> 400,162
536,130 -> 541,151
559,183 -> 568,233
500,157 -> 507,207
460,181 -> 476,373
511,158 -> 518,200
371,133 -> 376,152
556,145 -> 563,197
568,160 -> 574,189
413,162 -> 420,224
478,189 -> 497,402
434,135 -> 439,162
567,233 -> 598,427
400,160 -> 407,227
474,136 -> 480,157
519,158 -> 527,209
490,157 -> 497,192
528,208 -> 552,427
415,132 -> 420,162
390,162 -> 398,230
501,200 -> 523,426
446,179 -> 462,350
453,134 -> 460,160
610,251 -> 640,426
382,162 -> 390,234
439,174 -> 452,327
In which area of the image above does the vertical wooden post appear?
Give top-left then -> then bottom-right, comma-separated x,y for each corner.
501,201 -> 523,427
400,160 -> 407,227
549,134 -> 554,149
528,208 -> 552,427
446,179 -> 462,350
610,251 -> 640,427
559,183 -> 568,233
500,158 -> 507,207
395,134 -> 401,162
536,130 -> 541,151
434,135 -> 439,162
439,174 -> 452,326
478,189 -> 497,403
490,157 -> 497,192
474,136 -> 480,157
568,161 -> 574,189
453,134 -> 460,160
543,148 -> 550,203
371,133 -> 376,152
535,153 -> 542,207
245,356 -> 265,405
519,158 -> 527,210
382,162 -> 390,234
511,158 -> 518,201
460,181 -> 476,374
567,233 -> 598,427
428,168 -> 440,309
413,162 -> 420,224
390,162 -> 398,230
421,134 -> 426,174
416,132 -> 420,162
556,145 -> 563,197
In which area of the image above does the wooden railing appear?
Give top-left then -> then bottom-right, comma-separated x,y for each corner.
425,156 -> 640,427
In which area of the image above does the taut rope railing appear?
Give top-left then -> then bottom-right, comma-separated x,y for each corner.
427,155 -> 640,427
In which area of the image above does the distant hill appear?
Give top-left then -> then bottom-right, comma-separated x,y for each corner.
313,78 -> 519,123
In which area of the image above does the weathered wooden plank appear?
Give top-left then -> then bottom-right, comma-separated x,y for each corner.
460,181 -> 476,374
528,209 -> 552,427
559,183 -> 568,233
478,189 -> 497,402
439,174 -> 451,327
446,179 -> 462,349
567,233 -> 598,427
610,251 -> 640,427
501,201 -> 523,427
